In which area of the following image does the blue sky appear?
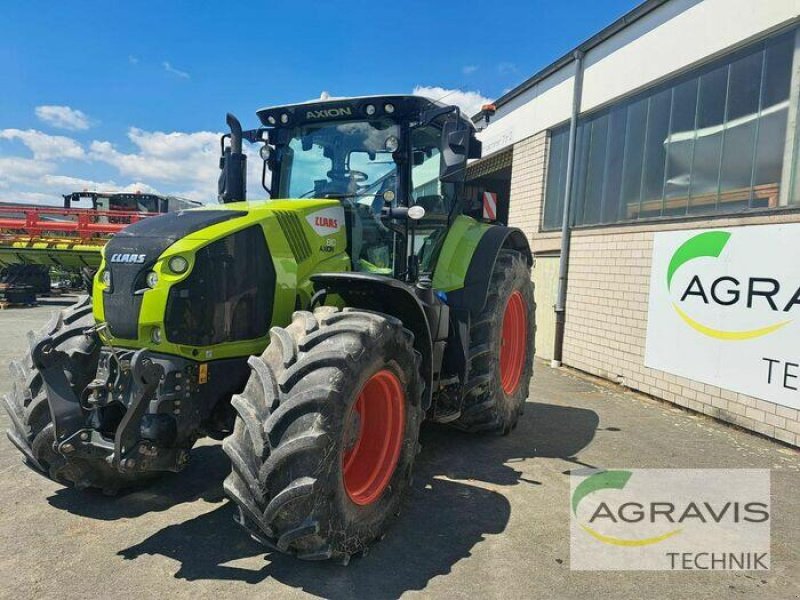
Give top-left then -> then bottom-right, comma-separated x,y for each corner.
0,0 -> 637,204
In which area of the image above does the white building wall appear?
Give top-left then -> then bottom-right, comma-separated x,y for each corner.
497,0 -> 800,446
479,0 -> 800,155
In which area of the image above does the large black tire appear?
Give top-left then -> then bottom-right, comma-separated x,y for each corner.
2,296 -> 147,491
452,250 -> 535,434
223,307 -> 424,562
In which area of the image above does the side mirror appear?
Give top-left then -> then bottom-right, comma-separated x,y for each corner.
447,129 -> 469,154
218,113 -> 247,203
440,120 -> 468,183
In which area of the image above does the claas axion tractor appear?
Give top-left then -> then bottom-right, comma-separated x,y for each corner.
3,95 -> 535,561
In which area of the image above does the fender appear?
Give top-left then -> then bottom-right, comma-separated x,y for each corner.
310,273 -> 435,410
437,223 -> 532,316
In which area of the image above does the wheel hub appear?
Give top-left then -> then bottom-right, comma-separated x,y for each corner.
342,369 -> 406,506
500,290 -> 528,395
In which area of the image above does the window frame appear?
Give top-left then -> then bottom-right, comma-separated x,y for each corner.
540,26 -> 798,233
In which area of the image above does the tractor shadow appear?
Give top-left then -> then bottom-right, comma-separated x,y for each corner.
46,444 -> 228,519
420,401 -> 601,485
115,401 -> 599,597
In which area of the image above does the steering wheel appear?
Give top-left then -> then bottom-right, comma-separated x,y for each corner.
347,170 -> 368,183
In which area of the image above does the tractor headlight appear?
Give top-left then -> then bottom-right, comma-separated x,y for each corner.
267,115 -> 276,125
101,269 -> 111,287
146,271 -> 159,288
168,256 -> 189,274
280,113 -> 289,124
365,104 -> 376,116
151,327 -> 162,344
384,103 -> 395,114
259,145 -> 271,161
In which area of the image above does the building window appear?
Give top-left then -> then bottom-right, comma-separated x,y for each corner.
542,29 -> 796,230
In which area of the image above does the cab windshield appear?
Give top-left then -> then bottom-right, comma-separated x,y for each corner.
278,119 -> 400,211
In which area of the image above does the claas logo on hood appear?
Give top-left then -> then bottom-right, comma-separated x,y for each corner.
109,253 -> 146,264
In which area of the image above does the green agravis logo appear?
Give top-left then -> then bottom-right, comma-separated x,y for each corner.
572,471 -> 682,546
667,231 -> 791,341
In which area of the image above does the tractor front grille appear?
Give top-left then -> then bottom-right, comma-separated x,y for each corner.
103,262 -> 147,340
273,210 -> 312,263
102,209 -> 245,340
164,225 -> 274,347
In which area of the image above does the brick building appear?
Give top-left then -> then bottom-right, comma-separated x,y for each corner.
470,0 -> 800,445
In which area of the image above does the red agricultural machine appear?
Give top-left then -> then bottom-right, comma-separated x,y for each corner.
0,192 -> 199,303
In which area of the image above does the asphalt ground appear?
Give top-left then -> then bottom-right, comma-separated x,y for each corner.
0,297 -> 798,599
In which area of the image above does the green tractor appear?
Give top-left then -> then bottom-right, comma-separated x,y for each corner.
3,95 -> 535,562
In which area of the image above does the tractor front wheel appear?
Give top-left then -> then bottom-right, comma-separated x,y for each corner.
223,307 -> 424,562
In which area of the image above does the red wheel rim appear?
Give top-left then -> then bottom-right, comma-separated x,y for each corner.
500,290 -> 528,395
342,369 -> 406,506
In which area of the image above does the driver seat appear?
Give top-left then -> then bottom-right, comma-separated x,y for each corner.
415,194 -> 445,214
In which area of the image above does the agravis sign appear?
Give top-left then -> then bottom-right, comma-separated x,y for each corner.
645,224 -> 800,410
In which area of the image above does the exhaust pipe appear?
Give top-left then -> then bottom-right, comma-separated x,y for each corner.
227,113 -> 243,154
217,113 -> 247,203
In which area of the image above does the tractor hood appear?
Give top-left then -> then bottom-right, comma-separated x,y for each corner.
93,199 -> 350,360
100,210 -> 245,340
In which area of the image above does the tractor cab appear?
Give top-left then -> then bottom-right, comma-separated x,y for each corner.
219,95 -> 482,278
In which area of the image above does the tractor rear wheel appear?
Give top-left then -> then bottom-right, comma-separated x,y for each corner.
2,296 -> 151,491
452,250 -> 535,434
223,307 -> 424,562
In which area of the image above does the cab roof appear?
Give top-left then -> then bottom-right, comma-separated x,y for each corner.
256,94 -> 475,130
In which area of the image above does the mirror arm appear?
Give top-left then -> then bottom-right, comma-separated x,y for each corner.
261,159 -> 271,196
243,128 -> 268,144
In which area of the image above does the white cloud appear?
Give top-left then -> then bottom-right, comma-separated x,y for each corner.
35,105 -> 91,131
462,65 -> 479,75
411,86 -> 492,118
0,153 -> 160,201
0,126 -> 220,205
88,127 -> 264,203
90,128 -> 219,185
0,129 -> 85,161
42,174 -> 159,195
162,61 -> 190,79
0,156 -> 54,184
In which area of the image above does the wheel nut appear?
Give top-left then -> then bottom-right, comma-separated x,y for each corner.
61,443 -> 74,454
79,432 -> 89,441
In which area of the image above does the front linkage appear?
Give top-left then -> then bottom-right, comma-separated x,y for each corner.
8,305 -> 245,488
32,332 -> 189,475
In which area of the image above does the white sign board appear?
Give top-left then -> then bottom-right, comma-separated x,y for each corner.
645,224 -> 800,410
